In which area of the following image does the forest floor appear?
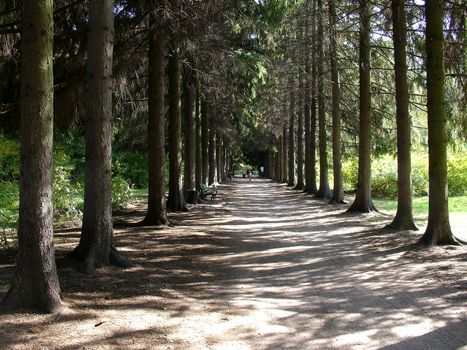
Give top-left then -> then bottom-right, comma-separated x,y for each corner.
0,178 -> 466,350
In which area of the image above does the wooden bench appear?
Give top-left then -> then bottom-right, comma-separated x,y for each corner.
198,184 -> 217,201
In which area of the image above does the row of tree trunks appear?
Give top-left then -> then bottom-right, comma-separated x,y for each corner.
270,0 -> 458,247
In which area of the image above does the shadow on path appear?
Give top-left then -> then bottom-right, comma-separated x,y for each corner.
0,178 -> 466,350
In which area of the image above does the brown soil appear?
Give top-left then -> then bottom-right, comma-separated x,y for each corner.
0,178 -> 466,350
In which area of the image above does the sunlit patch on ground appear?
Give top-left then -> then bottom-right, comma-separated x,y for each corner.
0,177 -> 466,349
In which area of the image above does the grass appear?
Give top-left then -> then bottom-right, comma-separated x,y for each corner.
130,188 -> 148,200
373,196 -> 467,216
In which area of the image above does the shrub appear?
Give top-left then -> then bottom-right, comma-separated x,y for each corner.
112,175 -> 132,210
342,157 -> 358,192
0,182 -> 19,249
113,150 -> 148,189
372,157 -> 399,198
448,156 -> 467,196
53,165 -> 83,222
342,155 -> 429,198
0,134 -> 20,182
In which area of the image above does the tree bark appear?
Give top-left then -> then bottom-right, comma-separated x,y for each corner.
208,123 -> 217,185
306,0 -> 318,195
328,0 -> 345,204
315,0 -> 331,199
347,0 -> 376,212
143,12 -> 168,225
216,131 -> 223,183
288,86 -> 295,187
183,67 -> 197,204
166,43 -> 187,212
277,137 -> 283,181
295,70 -> 305,190
195,81 -> 202,189
71,0 -> 131,272
418,0 -> 460,246
304,7 -> 312,193
201,99 -> 209,185
282,123 -> 288,183
0,0 -> 62,313
387,0 -> 417,230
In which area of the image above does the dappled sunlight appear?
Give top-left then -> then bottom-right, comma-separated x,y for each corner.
0,178 -> 465,349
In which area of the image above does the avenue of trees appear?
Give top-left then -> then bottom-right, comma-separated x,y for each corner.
0,0 -> 465,312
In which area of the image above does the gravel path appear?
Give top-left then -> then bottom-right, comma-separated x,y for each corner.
0,177 -> 466,349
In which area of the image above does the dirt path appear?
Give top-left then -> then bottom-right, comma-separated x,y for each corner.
1,178 -> 466,349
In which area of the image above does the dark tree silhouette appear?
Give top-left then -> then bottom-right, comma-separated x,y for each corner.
418,0 -> 462,246
167,43 -> 187,212
143,11 -> 168,225
347,0 -> 377,212
386,0 -> 417,230
70,0 -> 131,272
0,0 -> 62,313
328,0 -> 345,204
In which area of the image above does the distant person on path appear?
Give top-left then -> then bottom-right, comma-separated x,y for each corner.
246,168 -> 251,181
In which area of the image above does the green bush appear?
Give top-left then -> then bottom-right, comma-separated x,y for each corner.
0,182 -> 19,249
113,150 -> 148,188
448,155 -> 467,196
0,134 -> 20,182
53,165 -> 83,222
342,158 -> 358,192
342,154 -> 467,198
112,175 -> 132,210
372,157 -> 399,198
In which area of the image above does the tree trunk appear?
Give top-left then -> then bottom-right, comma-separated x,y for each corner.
282,123 -> 288,183
328,0 -> 345,204
143,13 -> 168,225
387,0 -> 417,230
315,0 -> 331,199
0,0 -> 62,313
216,131 -> 223,183
208,123 -> 217,185
306,0 -> 318,195
418,0 -> 460,246
277,136 -> 282,181
295,70 -> 305,190
288,88 -> 295,187
166,43 -> 187,212
71,0 -> 130,272
304,9 -> 312,193
201,99 -> 209,185
347,0 -> 376,212
183,68 -> 197,204
195,81 -> 202,189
